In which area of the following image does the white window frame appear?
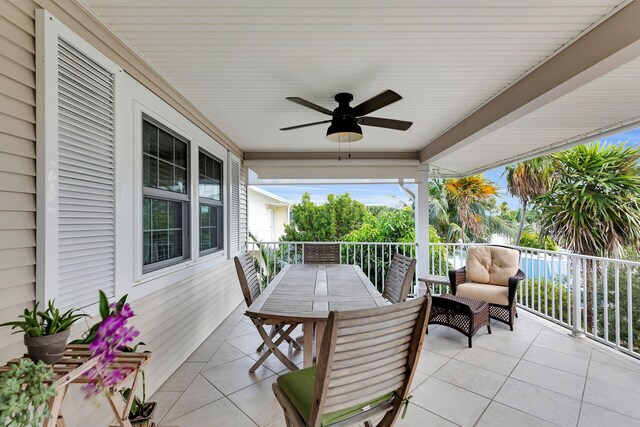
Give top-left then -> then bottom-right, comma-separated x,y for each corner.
36,10 -> 235,310
198,149 -> 225,256
140,115 -> 192,273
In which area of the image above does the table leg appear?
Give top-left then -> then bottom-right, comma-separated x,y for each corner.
303,321 -> 314,368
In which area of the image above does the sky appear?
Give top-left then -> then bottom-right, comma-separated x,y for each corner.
256,127 -> 640,210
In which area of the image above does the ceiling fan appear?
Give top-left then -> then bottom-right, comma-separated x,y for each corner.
280,90 -> 412,143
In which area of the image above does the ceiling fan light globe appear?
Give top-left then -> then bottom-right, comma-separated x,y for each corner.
326,122 -> 363,143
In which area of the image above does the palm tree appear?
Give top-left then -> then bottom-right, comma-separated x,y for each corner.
537,142 -> 640,257
536,142 -> 640,329
504,157 -> 552,245
444,176 -> 499,242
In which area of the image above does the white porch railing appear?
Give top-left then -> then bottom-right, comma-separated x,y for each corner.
430,243 -> 640,359
245,240 -> 639,359
246,241 -> 418,294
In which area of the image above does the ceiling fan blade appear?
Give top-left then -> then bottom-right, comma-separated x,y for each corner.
352,90 -> 403,117
357,116 -> 412,131
280,120 -> 332,131
286,97 -> 333,115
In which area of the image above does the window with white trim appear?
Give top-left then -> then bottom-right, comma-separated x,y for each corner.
39,11 -> 241,308
199,150 -> 224,255
142,117 -> 191,272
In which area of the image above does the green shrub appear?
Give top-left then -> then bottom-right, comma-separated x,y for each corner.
0,359 -> 57,427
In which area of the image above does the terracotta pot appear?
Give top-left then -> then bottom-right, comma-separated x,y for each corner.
24,329 -> 70,364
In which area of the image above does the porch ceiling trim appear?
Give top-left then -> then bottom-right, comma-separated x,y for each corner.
418,0 -> 640,164
244,151 -> 419,161
35,0 -> 244,158
246,158 -> 420,181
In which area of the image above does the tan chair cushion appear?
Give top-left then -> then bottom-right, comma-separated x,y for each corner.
456,282 -> 509,306
466,246 -> 519,286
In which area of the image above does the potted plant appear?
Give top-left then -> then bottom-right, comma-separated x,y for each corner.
0,301 -> 88,364
70,291 -> 129,346
0,359 -> 57,427
120,371 -> 156,427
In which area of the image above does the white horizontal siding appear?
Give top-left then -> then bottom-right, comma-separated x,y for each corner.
0,0 -> 36,366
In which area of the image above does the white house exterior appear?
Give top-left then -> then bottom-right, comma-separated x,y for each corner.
248,186 -> 290,242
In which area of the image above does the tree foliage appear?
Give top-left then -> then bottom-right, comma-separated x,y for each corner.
518,231 -> 558,251
536,142 -> 640,257
504,157 -> 552,244
282,193 -> 367,242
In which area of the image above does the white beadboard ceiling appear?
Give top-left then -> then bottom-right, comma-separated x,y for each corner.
86,0 -> 629,162
433,55 -> 640,176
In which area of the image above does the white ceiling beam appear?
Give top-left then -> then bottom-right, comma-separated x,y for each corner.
418,1 -> 640,164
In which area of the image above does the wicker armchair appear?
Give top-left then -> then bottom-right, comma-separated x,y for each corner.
449,246 -> 525,331
303,243 -> 341,264
382,253 -> 416,304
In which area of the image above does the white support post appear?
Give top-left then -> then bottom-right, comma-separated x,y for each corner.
415,166 -> 430,296
571,255 -> 584,338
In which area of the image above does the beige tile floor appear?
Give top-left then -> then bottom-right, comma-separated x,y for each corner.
152,302 -> 640,427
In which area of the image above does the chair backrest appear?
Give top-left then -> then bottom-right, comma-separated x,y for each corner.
382,253 -> 416,304
308,296 -> 432,426
303,243 -> 341,264
466,245 -> 520,286
234,252 -> 261,307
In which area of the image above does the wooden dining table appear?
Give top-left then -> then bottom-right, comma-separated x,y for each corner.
246,263 -> 388,368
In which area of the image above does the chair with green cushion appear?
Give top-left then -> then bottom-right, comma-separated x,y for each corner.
272,296 -> 432,427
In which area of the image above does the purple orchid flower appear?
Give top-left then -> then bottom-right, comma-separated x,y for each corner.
83,302 -> 140,398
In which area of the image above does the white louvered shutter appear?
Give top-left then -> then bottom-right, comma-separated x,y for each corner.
228,153 -> 241,257
56,38 -> 116,309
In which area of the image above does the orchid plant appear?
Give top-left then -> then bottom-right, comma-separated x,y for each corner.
82,296 -> 140,398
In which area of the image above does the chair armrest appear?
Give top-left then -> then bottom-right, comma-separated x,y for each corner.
448,267 -> 466,295
507,269 -> 526,304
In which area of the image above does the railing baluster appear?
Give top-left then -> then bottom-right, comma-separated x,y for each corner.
543,252 -> 548,317
604,261 -> 609,343
628,265 -> 633,352
381,244 -> 386,292
367,244 -> 371,278
583,257 -> 588,335
559,254 -> 564,324
537,250 -> 541,312
374,245 -> 378,288
524,250 -> 529,308
568,255 -> 573,327
593,259 -> 598,337
551,253 -> 556,319
615,262 -> 620,349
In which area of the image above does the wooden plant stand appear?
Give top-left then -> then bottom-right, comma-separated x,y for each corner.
0,345 -> 151,427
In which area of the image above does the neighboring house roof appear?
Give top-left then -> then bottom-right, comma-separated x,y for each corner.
248,186 -> 291,206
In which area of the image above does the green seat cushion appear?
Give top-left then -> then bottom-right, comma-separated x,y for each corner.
277,367 -> 394,426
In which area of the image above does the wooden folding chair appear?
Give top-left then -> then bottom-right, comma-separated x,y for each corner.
234,252 -> 301,373
272,296 -> 432,427
382,253 -> 416,304
303,243 -> 341,264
